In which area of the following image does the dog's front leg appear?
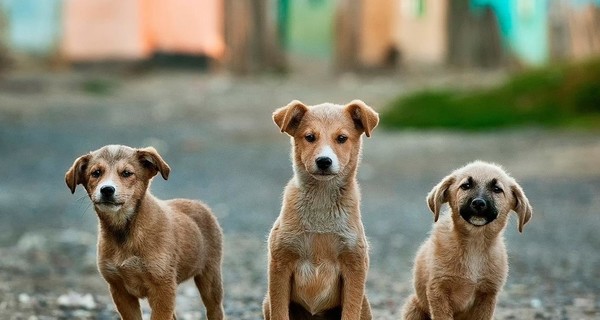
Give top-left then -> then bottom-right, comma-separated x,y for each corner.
468,292 -> 497,320
267,257 -> 293,320
426,281 -> 453,320
148,283 -> 177,320
340,252 -> 370,320
109,284 -> 143,320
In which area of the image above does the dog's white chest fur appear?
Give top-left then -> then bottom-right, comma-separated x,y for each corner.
291,233 -> 343,314
281,179 -> 362,314
462,245 -> 486,282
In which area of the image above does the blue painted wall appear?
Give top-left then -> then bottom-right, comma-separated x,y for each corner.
1,0 -> 62,55
472,0 -> 549,66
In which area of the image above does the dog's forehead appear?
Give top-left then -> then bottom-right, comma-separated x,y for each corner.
304,103 -> 350,124
91,145 -> 136,165
457,161 -> 511,183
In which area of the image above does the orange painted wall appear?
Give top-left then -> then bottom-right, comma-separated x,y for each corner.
396,0 -> 448,66
63,0 -> 150,60
63,0 -> 224,61
359,0 -> 398,67
144,0 -> 224,58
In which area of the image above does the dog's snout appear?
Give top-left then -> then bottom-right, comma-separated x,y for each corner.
471,198 -> 487,211
315,157 -> 333,170
100,185 -> 115,197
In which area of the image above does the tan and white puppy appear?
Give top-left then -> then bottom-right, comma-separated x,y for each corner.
65,145 -> 225,320
402,161 -> 533,320
264,100 -> 379,320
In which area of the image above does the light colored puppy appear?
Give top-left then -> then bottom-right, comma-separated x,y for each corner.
264,100 -> 379,320
65,145 -> 225,320
402,161 -> 533,320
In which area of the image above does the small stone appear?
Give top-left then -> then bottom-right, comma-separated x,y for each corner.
18,293 -> 31,304
57,292 -> 96,310
530,298 -> 543,309
573,297 -> 596,311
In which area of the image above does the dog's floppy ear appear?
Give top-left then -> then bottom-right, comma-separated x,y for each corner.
137,147 -> 171,180
345,100 -> 379,137
65,154 -> 91,194
273,100 -> 309,136
426,174 -> 455,222
511,183 -> 532,233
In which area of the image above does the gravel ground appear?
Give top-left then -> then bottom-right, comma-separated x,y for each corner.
0,69 -> 599,319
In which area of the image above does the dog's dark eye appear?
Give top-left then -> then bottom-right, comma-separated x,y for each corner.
336,135 -> 348,144
121,171 -> 133,178
305,133 -> 316,143
91,170 -> 102,178
460,182 -> 471,190
492,186 -> 503,193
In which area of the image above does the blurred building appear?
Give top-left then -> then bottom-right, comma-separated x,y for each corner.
1,0 -> 62,56
0,0 -> 599,71
0,0 -> 224,65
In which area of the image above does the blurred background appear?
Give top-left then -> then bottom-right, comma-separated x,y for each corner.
0,0 -> 599,319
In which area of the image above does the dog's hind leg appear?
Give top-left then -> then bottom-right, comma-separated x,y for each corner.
401,294 -> 430,320
194,268 -> 225,320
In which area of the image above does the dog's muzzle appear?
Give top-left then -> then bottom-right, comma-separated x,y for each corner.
315,156 -> 332,170
95,185 -> 123,207
459,197 -> 498,226
310,156 -> 337,179
100,185 -> 115,198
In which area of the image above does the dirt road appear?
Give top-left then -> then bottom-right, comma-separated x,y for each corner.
0,70 -> 598,319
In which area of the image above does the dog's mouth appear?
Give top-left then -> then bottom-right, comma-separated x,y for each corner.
468,215 -> 489,226
460,208 -> 497,227
310,171 -> 337,181
462,213 -> 497,227
94,200 -> 125,208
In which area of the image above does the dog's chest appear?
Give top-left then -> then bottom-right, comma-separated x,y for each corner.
462,249 -> 487,282
449,245 -> 505,312
291,233 -> 344,313
296,203 -> 357,245
99,255 -> 152,298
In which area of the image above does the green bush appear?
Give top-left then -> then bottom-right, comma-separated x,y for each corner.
81,78 -> 117,96
381,59 -> 600,131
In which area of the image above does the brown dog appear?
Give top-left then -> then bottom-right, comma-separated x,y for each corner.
263,100 -> 379,320
402,161 -> 533,320
65,145 -> 225,320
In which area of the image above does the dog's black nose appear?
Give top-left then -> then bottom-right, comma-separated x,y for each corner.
100,186 -> 115,197
471,198 -> 487,211
316,157 -> 332,170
